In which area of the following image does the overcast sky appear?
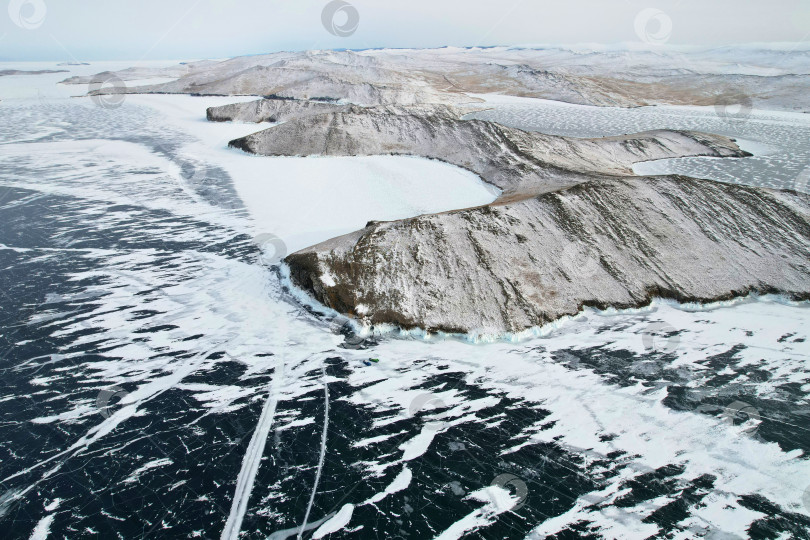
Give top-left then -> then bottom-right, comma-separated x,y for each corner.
2,0 -> 809,62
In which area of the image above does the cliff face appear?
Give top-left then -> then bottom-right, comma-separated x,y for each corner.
206,98 -> 350,123
230,108 -> 749,199
222,105 -> 809,335
286,177 -> 810,334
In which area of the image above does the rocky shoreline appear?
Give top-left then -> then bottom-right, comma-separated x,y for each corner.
222,102 -> 809,334
285,176 -> 810,334
206,98 -> 350,123
227,103 -> 749,198
73,48 -> 810,335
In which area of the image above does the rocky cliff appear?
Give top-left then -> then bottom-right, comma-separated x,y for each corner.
230,107 -> 749,199
224,106 -> 809,335
206,98 -> 350,123
285,177 -> 810,334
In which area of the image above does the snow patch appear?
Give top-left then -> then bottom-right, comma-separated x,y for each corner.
313,504 -> 354,538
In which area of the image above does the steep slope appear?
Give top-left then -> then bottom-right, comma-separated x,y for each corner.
220,105 -> 808,335
206,98 -> 489,124
206,98 -> 350,123
285,177 -> 810,334
229,108 -> 749,199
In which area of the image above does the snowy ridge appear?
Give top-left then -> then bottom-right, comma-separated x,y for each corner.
73,47 -> 810,110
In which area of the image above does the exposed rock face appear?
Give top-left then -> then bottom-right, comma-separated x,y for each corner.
206,98 -> 487,124
206,98 -> 350,123
224,105 -> 808,335
230,108 -> 749,199
285,177 -> 810,334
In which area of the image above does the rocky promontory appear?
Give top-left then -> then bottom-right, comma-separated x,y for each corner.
285,177 -> 809,334
226,106 -> 808,335
206,98 -> 350,123
229,106 -> 749,199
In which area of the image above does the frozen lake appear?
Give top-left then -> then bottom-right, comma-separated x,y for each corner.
1,63 -> 809,539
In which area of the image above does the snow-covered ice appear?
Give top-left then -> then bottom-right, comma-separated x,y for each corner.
0,61 -> 808,539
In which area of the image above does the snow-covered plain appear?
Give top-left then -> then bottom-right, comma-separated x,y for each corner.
0,61 -> 809,539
